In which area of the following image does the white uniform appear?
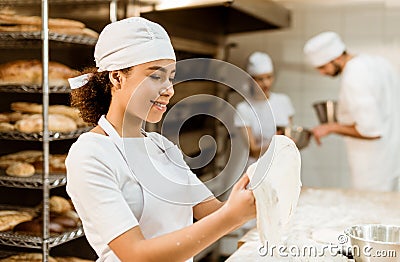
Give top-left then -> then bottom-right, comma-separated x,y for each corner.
337,54 -> 400,191
234,92 -> 295,165
66,116 -> 213,261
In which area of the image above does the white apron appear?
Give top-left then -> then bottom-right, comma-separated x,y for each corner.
98,116 -> 198,261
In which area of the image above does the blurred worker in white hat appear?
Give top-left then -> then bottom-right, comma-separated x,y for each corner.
304,31 -> 400,192
234,51 -> 295,167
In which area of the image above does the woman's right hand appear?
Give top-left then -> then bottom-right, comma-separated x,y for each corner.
222,174 -> 256,227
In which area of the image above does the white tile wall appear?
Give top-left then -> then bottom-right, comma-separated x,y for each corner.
227,2 -> 400,189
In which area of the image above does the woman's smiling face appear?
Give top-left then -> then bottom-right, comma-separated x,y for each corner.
118,59 -> 176,123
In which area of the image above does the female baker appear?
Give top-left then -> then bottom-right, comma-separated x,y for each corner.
66,17 -> 256,262
235,52 -> 295,167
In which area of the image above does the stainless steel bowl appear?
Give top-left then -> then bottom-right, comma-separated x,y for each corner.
277,125 -> 312,150
313,100 -> 338,124
345,224 -> 400,262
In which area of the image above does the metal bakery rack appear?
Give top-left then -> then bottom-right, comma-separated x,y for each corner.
0,0 -> 118,261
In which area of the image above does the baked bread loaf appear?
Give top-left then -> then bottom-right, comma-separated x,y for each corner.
13,218 -> 65,234
50,214 -> 78,229
0,113 -> 9,123
0,253 -> 57,262
0,13 -> 85,28
10,102 -> 42,114
50,196 -> 73,214
5,162 -> 35,177
0,210 -> 33,231
5,112 -> 29,122
15,114 -> 77,133
0,60 -> 79,86
0,150 -> 42,162
0,122 -> 14,132
0,159 -> 18,169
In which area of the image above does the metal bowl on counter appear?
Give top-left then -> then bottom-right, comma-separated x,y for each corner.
313,100 -> 337,124
344,224 -> 400,262
277,125 -> 312,150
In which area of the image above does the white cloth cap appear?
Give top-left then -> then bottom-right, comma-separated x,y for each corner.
246,52 -> 274,76
94,17 -> 176,72
303,31 -> 346,67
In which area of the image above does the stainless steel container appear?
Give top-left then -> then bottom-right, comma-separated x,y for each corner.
344,224 -> 400,262
277,125 -> 312,150
313,100 -> 337,124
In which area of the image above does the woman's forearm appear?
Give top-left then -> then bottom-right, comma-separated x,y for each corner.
111,205 -> 239,262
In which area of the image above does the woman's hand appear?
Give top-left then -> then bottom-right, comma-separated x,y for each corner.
221,174 -> 256,227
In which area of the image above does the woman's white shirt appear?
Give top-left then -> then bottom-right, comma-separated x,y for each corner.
66,131 -> 213,261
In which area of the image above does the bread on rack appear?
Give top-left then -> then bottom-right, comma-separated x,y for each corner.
13,218 -> 65,234
0,253 -> 58,262
14,114 -> 77,133
4,112 -> 29,123
0,122 -> 14,132
0,151 -> 68,174
0,13 -> 85,29
0,12 -> 99,38
0,60 -> 79,86
49,196 -> 73,214
0,210 -> 34,232
5,162 -> 35,177
9,102 -> 86,128
0,150 -> 42,162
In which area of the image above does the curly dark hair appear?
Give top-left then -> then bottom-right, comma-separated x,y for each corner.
70,67 -> 112,125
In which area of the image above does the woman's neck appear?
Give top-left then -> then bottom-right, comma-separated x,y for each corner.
106,110 -> 144,138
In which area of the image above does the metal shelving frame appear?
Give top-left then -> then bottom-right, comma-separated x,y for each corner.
0,84 -> 71,93
0,32 -> 98,46
0,1 -> 119,261
0,127 -> 92,141
0,227 -> 84,249
0,172 -> 66,189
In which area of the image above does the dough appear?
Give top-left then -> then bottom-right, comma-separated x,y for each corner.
246,135 -> 302,247
311,228 -> 344,245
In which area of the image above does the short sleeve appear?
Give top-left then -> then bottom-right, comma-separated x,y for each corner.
66,141 -> 139,245
234,102 -> 252,127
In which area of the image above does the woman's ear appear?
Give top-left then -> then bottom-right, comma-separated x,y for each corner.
109,71 -> 121,89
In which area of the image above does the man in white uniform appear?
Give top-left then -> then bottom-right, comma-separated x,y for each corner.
234,52 -> 295,166
304,31 -> 400,192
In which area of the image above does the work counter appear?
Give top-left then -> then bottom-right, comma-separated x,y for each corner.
226,187 -> 400,261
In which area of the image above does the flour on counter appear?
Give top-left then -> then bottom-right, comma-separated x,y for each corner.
246,135 -> 302,248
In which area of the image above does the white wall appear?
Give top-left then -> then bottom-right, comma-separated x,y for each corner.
226,2 -> 400,189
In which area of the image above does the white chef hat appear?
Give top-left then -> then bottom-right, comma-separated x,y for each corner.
94,17 -> 176,72
246,52 -> 274,76
303,31 -> 346,67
